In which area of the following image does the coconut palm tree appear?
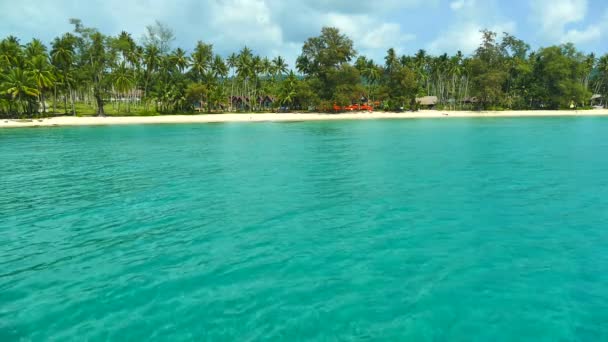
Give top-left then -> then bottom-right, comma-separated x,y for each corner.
227,52 -> 238,111
262,57 -> 272,78
0,36 -> 23,70
112,62 -> 134,112
170,48 -> 190,74
261,56 -> 273,101
143,44 -> 161,105
190,41 -> 213,84
27,55 -> 55,114
1,68 -> 39,116
278,71 -> 298,108
115,31 -> 136,63
112,31 -> 142,110
414,49 -> 430,95
51,34 -> 76,115
272,55 -> 288,80
250,55 -> 263,110
212,55 -> 228,80
24,39 -> 47,60
384,48 -> 398,75
595,55 -> 608,104
236,47 -> 253,108
295,55 -> 309,76
364,60 -> 381,103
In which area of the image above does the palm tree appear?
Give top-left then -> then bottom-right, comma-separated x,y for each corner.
190,41 -> 213,83
262,57 -> 272,78
384,48 -> 398,75
50,34 -> 76,115
86,31 -> 110,117
355,56 -> 380,102
188,42 -> 213,110
364,60 -> 381,103
596,55 -> 608,104
272,55 -> 288,80
212,55 -> 228,80
414,49 -> 430,95
250,55 -> 263,110
227,52 -> 238,111
1,68 -> 39,116
450,51 -> 465,108
261,56 -> 272,103
115,31 -> 136,63
355,56 -> 367,72
27,55 -> 55,114
112,62 -> 134,112
0,36 -> 22,70
25,39 -> 46,59
113,31 -> 141,110
237,47 -> 253,108
170,48 -> 190,74
295,55 -> 310,76
278,71 -> 298,108
143,44 -> 161,104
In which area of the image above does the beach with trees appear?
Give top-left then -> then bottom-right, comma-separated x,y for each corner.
1,20 -> 608,121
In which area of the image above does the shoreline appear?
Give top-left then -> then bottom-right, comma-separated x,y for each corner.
1,110 -> 608,128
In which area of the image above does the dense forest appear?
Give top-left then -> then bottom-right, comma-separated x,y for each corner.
1,19 -> 607,118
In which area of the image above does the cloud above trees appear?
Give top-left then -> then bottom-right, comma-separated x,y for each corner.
1,0 -> 607,68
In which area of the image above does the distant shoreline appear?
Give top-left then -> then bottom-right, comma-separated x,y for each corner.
2,110 -> 608,128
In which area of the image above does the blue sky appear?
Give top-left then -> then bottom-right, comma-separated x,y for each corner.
1,0 -> 607,67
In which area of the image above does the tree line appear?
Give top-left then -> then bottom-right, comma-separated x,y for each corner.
1,20 -> 607,118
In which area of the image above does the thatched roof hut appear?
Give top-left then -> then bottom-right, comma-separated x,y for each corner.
257,95 -> 276,104
416,96 -> 438,106
591,94 -> 604,107
230,96 -> 250,103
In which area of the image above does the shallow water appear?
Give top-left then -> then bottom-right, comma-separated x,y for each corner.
1,117 -> 608,340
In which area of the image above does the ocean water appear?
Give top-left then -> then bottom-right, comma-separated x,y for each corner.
1,117 -> 608,341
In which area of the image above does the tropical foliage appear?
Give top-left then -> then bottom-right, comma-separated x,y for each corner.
1,21 -> 607,118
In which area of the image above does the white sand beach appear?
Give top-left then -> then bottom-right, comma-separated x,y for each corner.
2,110 -> 608,128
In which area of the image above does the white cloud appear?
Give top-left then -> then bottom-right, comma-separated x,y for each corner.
323,13 -> 415,50
561,26 -> 601,44
0,0 -> 432,68
529,0 -> 608,46
427,21 -> 516,55
206,0 -> 283,51
2,0 -> 607,67
302,0 -> 431,14
428,0 -> 519,55
531,0 -> 587,35
450,0 -> 476,11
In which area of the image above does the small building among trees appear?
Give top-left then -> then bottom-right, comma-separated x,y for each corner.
416,96 -> 438,109
591,94 -> 604,108
257,95 -> 275,109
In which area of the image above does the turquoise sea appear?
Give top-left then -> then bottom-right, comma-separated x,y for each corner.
1,117 -> 608,340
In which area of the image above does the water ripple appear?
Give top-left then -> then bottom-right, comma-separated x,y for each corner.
1,118 -> 608,340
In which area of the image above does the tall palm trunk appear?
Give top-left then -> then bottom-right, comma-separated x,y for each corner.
40,93 -> 46,116
94,88 -> 105,116
68,84 -> 75,116
230,75 -> 234,112
53,85 -> 57,115
18,93 -> 22,118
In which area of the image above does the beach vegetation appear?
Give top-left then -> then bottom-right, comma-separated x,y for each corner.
1,21 -> 606,118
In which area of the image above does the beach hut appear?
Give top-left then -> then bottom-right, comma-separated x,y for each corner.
591,94 -> 604,108
194,100 -> 204,112
257,95 -> 276,109
463,97 -> 479,104
416,96 -> 438,109
230,96 -> 250,110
